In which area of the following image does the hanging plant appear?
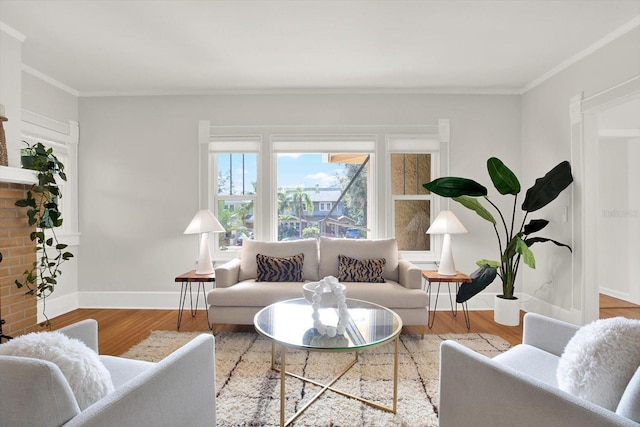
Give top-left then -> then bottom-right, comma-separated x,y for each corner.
15,142 -> 74,327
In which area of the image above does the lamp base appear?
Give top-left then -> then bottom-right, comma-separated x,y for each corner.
437,233 -> 457,276
195,233 -> 214,275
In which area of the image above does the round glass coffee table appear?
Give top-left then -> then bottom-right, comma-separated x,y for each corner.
254,298 -> 402,427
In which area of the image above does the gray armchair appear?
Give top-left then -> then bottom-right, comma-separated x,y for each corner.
0,320 -> 216,427
439,312 -> 640,426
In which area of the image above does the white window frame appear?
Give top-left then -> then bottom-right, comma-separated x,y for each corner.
199,120 -> 449,263
20,109 -> 80,246
386,134 -> 444,262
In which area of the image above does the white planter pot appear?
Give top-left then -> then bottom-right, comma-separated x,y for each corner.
494,295 -> 520,326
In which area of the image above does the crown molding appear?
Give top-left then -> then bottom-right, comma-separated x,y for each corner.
22,65 -> 79,97
79,86 -> 522,97
0,21 -> 26,42
521,15 -> 640,94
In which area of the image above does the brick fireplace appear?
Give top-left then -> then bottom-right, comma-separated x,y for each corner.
0,180 -> 38,338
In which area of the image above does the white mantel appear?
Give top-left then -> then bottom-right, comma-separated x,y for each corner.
0,165 -> 37,185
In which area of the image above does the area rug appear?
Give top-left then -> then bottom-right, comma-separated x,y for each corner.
121,331 -> 511,426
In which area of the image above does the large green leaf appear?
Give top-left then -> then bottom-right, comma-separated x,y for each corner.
522,161 -> 573,212
487,157 -> 521,195
423,177 -> 487,198
516,237 -> 536,268
476,259 -> 500,268
524,237 -> 572,252
456,264 -> 498,303
452,196 -> 496,224
523,219 -> 549,235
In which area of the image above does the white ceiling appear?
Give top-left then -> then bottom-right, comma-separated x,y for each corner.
1,0 -> 640,96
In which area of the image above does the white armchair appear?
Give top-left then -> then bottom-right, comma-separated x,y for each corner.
439,313 -> 640,427
0,320 -> 216,427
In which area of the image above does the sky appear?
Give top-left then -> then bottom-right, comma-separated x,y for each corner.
221,153 -> 346,194
277,154 -> 345,189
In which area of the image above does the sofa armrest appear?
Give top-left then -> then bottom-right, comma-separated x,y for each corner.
64,334 -> 216,427
214,258 -> 241,288
522,312 -> 579,357
398,259 -> 421,289
439,340 -> 633,427
58,319 -> 99,353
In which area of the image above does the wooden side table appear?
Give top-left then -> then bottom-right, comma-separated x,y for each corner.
422,270 -> 472,329
174,270 -> 215,330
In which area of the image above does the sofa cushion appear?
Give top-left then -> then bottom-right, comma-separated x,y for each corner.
256,253 -> 305,282
319,237 -> 399,282
209,279 -> 428,309
556,316 -> 640,411
239,239 -> 319,282
0,331 -> 114,410
337,254 -> 386,283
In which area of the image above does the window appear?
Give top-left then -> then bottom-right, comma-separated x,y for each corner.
202,121 -> 449,259
276,153 -> 368,241
214,153 -> 257,250
391,154 -> 432,251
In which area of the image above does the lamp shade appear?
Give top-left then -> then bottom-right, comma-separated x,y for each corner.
184,209 -> 225,234
426,210 -> 468,235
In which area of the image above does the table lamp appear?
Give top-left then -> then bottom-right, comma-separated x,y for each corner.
426,210 -> 468,276
184,209 -> 225,274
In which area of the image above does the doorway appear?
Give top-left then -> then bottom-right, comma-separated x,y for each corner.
573,76 -> 640,323
597,98 -> 640,304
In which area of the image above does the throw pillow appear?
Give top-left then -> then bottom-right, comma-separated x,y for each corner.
256,253 -> 305,282
337,254 -> 386,283
556,316 -> 640,411
0,331 -> 114,410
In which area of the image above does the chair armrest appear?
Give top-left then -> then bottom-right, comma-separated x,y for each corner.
398,259 -> 422,289
64,334 -> 216,427
1,356 -> 81,427
522,312 -> 579,357
214,258 -> 241,288
58,319 -> 99,353
439,340 -> 632,427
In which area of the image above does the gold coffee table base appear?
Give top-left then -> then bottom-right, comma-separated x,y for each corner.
271,335 -> 399,427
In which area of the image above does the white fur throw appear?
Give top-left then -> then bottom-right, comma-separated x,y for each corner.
0,331 -> 114,410
557,317 -> 640,410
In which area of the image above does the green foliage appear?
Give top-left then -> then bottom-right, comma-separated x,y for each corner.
14,142 -> 74,327
424,157 -> 573,299
302,226 -> 320,238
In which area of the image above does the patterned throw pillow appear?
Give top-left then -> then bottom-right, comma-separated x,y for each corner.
256,253 -> 305,282
337,254 -> 386,283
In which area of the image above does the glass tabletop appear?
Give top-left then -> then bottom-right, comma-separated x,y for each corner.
254,298 -> 402,351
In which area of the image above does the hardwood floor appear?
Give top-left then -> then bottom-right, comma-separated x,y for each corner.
49,294 -> 640,356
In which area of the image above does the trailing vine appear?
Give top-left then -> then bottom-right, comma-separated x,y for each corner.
15,142 -> 74,327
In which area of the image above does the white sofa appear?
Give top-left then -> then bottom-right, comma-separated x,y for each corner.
0,320 -> 216,427
439,312 -> 640,427
208,237 -> 427,330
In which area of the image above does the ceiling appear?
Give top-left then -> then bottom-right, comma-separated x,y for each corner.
1,0 -> 639,96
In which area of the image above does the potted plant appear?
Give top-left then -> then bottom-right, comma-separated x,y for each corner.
423,157 -> 573,325
14,142 -> 74,327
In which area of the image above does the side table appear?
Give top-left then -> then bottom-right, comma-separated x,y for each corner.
422,270 -> 472,329
174,270 -> 215,330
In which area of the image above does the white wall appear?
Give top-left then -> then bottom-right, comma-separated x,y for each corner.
0,25 -> 23,167
77,93 -> 520,309
22,72 -> 78,123
20,71 -> 80,320
521,26 -> 640,323
598,138 -> 629,299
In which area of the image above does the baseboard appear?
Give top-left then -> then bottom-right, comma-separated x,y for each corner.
38,293 -> 79,323
521,295 -> 583,325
